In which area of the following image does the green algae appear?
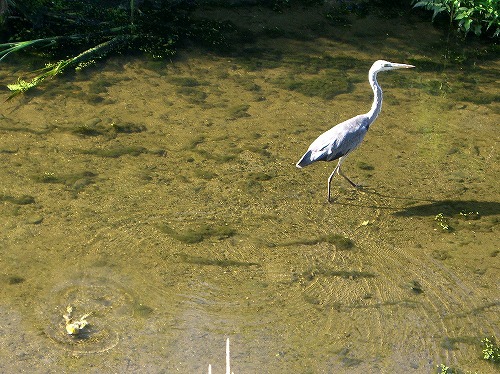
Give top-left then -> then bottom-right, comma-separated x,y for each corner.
0,194 -> 35,205
157,223 -> 236,244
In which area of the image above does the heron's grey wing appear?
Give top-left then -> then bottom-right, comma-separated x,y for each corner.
309,115 -> 369,162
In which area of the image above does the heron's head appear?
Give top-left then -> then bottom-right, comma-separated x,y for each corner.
372,60 -> 415,73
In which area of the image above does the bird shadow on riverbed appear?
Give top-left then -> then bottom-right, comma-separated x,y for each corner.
332,189 -> 500,218
392,199 -> 500,217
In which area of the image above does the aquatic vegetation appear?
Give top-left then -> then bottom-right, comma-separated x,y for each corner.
482,337 -> 500,363
431,250 -> 451,260
237,47 -> 283,71
410,280 -> 424,294
34,171 -> 97,185
170,77 -> 203,87
323,233 -> 355,250
88,77 -> 122,95
178,253 -> 259,268
0,194 -> 35,205
158,223 -> 236,244
63,305 -> 92,336
79,146 -> 148,158
436,364 -> 452,374
284,54 -> 359,74
194,169 -> 218,180
357,161 -> 374,171
185,135 -> 206,150
248,172 -> 274,182
110,122 -> 147,134
246,144 -> 272,158
7,276 -> 25,285
194,148 -> 239,162
227,104 -> 251,119
303,267 -> 375,281
434,213 -> 452,231
278,233 -> 354,250
436,338 -> 500,373
175,87 -> 208,104
459,210 -> 480,220
275,71 -> 352,100
133,303 -> 154,317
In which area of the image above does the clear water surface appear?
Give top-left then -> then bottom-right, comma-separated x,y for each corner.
0,5 -> 499,373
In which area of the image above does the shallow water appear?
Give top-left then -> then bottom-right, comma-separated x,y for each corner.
1,5 -> 499,373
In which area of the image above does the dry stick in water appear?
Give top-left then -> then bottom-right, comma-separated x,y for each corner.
208,338 -> 233,374
226,338 -> 230,374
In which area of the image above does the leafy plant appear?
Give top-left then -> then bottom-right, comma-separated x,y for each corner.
413,0 -> 499,37
4,35 -> 129,98
482,337 -> 500,363
436,364 -> 452,374
434,212 -> 452,231
0,1 -> 203,97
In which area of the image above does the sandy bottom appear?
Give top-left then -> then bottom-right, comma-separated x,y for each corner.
0,6 -> 499,373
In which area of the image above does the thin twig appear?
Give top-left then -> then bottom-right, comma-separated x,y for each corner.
226,338 -> 230,374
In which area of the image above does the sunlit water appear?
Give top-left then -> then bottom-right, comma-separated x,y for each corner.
1,6 -> 499,373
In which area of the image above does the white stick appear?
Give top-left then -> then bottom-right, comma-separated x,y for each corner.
208,364 -> 212,374
226,338 -> 230,374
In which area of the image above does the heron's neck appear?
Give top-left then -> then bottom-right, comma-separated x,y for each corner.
366,71 -> 383,125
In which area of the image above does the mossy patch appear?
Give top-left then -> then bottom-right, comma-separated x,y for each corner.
8,276 -> 25,285
175,86 -> 208,104
0,194 -> 35,205
275,71 -> 351,100
303,267 -> 375,280
278,233 -> 354,250
71,120 -> 146,137
194,169 -> 218,180
170,76 -> 204,87
157,223 -> 236,244
133,303 -> 154,317
33,171 -> 97,185
79,146 -> 148,158
177,253 -> 259,267
227,104 -> 250,119
358,161 -> 374,171
33,170 -> 97,195
170,76 -> 209,104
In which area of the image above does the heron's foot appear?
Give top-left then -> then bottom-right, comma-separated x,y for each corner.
327,196 -> 337,204
355,185 -> 379,195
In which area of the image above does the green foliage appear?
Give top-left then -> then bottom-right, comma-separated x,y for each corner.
482,337 -> 500,363
436,364 -> 452,374
157,223 -> 236,244
413,0 -> 500,37
0,1 -> 221,95
0,194 -> 35,205
434,212 -> 453,231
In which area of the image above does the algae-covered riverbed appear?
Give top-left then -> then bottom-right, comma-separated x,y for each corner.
0,4 -> 499,373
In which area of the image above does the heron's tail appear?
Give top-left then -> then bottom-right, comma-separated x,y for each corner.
296,150 -> 313,168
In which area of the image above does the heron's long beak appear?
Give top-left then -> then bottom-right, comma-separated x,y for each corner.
391,63 -> 415,69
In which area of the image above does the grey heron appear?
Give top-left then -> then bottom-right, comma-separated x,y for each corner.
296,60 -> 415,202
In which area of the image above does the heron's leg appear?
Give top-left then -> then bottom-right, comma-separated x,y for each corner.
332,155 -> 358,188
327,159 -> 343,202
337,166 -> 358,188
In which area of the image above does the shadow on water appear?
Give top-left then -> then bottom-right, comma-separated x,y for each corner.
332,188 -> 500,218
393,200 -> 500,217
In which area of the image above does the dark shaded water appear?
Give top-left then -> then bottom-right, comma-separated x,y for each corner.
1,5 -> 499,373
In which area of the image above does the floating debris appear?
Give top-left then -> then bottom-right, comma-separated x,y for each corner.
63,305 -> 92,336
